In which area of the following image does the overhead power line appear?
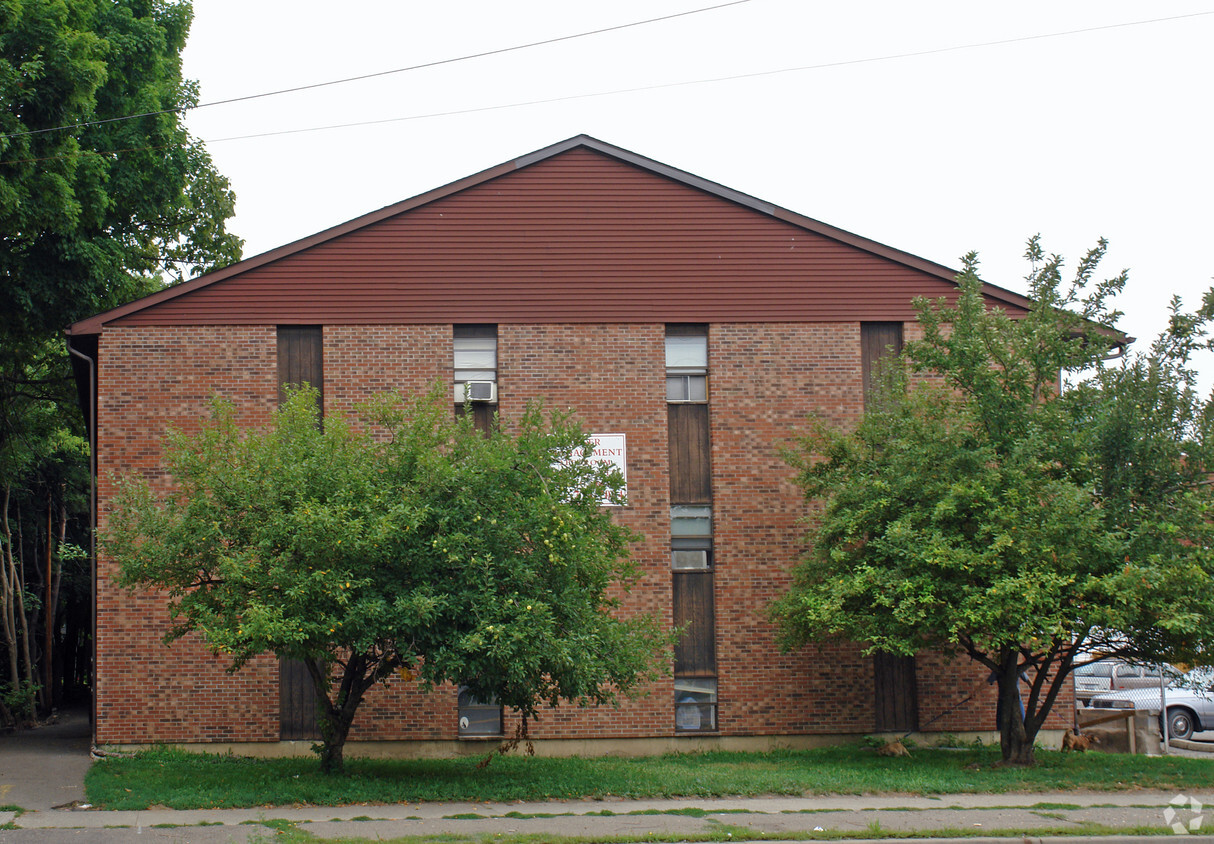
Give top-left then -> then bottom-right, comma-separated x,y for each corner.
198,9 -> 1214,143
3,7 -> 1212,167
0,0 -> 753,142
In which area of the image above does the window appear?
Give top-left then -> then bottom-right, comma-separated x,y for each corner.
671,521 -> 711,572
453,325 -> 497,404
667,374 -> 707,403
671,548 -> 710,570
675,678 -> 717,732
666,329 -> 707,403
454,325 -> 497,432
671,504 -> 711,537
457,687 -> 502,737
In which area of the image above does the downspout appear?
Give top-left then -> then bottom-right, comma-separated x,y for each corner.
66,341 -> 96,748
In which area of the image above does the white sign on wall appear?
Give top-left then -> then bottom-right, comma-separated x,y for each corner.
586,433 -> 627,506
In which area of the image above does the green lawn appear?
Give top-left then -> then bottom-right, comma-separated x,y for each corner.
84,744 -> 1214,810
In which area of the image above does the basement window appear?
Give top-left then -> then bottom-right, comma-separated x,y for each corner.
457,687 -> 503,738
675,678 -> 718,732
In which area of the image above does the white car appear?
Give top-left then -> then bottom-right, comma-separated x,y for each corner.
1087,668 -> 1214,741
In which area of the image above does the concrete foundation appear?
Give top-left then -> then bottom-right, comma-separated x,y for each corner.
100,728 -> 1070,760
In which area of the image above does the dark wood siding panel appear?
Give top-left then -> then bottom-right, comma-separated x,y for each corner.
114,150 -> 1022,327
278,657 -> 321,740
454,402 -> 495,433
668,404 -> 711,504
861,322 -> 903,408
673,571 -> 716,676
277,326 -> 322,739
873,652 -> 919,732
277,326 -> 323,406
862,324 -> 917,732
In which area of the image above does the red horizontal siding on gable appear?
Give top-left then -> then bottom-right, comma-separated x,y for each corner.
113,148 -> 1001,327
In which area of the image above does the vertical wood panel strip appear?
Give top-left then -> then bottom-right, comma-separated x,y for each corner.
863,324 -> 918,733
861,322 -> 903,406
277,326 -> 323,740
668,404 -> 711,504
673,571 -> 716,676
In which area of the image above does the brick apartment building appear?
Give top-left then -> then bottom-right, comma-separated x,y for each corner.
67,136 -> 1071,754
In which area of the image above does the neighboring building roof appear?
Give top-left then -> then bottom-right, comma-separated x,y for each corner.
66,134 -> 1036,337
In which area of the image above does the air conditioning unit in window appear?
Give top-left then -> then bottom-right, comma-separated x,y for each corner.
464,381 -> 497,402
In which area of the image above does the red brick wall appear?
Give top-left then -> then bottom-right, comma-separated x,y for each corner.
94,319 -> 1068,746
96,325 -> 280,743
495,323 -> 674,739
325,324 -> 448,419
711,323 -> 871,734
348,323 -> 674,741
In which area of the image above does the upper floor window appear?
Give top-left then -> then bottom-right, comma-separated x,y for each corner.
671,504 -> 712,570
666,327 -> 707,403
454,325 -> 497,404
671,504 -> 711,538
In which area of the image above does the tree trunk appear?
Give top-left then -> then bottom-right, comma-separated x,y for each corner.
1,485 -> 21,690
41,493 -> 52,712
1003,720 -> 1037,765
315,706 -> 354,775
996,652 -> 1037,765
304,654 -> 376,775
13,520 -> 35,695
48,493 -> 66,708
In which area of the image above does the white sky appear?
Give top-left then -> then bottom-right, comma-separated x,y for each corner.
180,0 -> 1214,386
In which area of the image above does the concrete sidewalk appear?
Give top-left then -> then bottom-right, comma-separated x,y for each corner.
0,706 -> 92,813
2,790 -> 1210,842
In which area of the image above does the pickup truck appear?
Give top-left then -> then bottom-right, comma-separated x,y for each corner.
1074,661 -> 1167,705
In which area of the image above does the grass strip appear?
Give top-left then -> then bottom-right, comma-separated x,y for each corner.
84,743 -> 1214,810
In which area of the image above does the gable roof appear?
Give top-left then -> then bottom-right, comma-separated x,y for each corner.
66,134 -> 1035,336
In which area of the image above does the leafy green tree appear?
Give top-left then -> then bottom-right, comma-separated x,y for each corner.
0,0 -> 242,344
0,339 -> 89,716
771,238 -> 1214,765
104,389 -> 666,774
0,0 -> 242,716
